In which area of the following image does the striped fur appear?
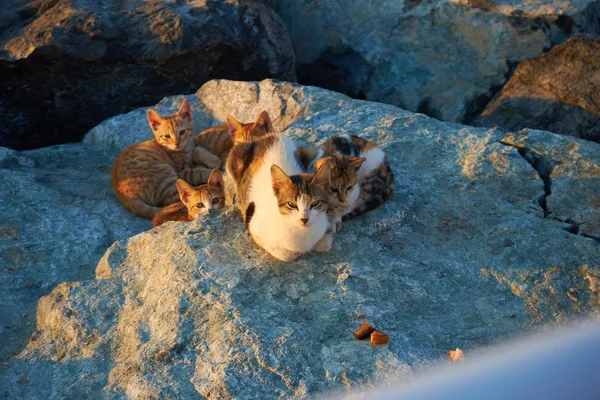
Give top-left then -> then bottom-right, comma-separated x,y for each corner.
152,169 -> 225,227
313,134 -> 394,224
111,99 -> 215,219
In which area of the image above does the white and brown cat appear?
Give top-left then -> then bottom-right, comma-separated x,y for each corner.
111,99 -> 221,219
152,169 -> 225,227
311,134 -> 394,232
226,112 -> 333,261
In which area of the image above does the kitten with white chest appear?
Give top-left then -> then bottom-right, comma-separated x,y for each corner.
226,113 -> 333,261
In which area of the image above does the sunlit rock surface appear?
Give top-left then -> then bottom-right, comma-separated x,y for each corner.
0,79 -> 599,398
276,0 -> 600,123
475,35 -> 600,142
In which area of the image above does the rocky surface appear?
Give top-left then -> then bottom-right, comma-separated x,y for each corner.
1,79 -> 599,398
276,0 -> 600,123
0,0 -> 295,150
475,35 -> 600,142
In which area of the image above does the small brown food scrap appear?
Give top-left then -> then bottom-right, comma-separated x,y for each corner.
353,320 -> 375,340
356,314 -> 366,319
370,330 -> 390,345
448,348 -> 465,361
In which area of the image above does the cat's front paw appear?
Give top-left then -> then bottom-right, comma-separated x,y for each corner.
329,219 -> 342,234
201,155 -> 222,169
313,233 -> 332,253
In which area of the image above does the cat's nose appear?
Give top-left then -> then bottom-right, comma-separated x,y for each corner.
301,218 -> 308,225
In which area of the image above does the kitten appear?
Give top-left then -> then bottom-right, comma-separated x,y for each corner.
311,134 -> 394,228
313,154 -> 365,233
152,169 -> 225,228
226,123 -> 332,261
111,99 -> 217,219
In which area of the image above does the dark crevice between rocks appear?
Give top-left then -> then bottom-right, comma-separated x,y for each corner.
499,140 -> 553,217
560,219 -> 600,244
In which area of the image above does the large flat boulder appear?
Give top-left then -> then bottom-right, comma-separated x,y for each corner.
276,0 -> 600,123
0,0 -> 295,150
0,79 -> 599,398
475,35 -> 600,143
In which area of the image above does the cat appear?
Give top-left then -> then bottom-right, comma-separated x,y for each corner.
313,154 -> 365,233
111,99 -> 219,219
311,134 -> 394,230
226,124 -> 333,261
152,169 -> 225,228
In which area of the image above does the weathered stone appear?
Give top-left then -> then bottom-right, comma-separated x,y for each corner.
1,80 -> 599,398
475,35 -> 600,143
276,0 -> 600,123
0,0 -> 295,150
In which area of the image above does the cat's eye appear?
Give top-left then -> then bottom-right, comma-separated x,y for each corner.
178,129 -> 188,136
331,187 -> 339,193
163,135 -> 171,140
346,185 -> 355,192
212,198 -> 220,205
195,202 -> 204,209
310,201 -> 321,209
287,202 -> 298,209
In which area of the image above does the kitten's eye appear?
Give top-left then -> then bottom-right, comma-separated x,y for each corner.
310,200 -> 321,209
287,202 -> 298,209
331,187 -> 339,193
163,135 -> 171,140
346,185 -> 354,192
195,202 -> 204,209
178,129 -> 188,136
212,197 -> 220,205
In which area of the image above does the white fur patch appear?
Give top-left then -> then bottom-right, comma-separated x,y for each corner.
307,148 -> 324,172
358,147 -> 385,181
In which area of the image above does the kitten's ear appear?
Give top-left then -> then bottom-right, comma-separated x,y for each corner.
207,169 -> 223,189
348,156 -> 366,173
178,99 -> 192,121
311,162 -> 331,188
147,109 -> 163,131
226,115 -> 242,139
271,164 -> 291,196
313,157 -> 329,173
254,111 -> 273,132
176,179 -> 194,204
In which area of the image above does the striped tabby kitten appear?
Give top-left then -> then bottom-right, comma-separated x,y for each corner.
227,125 -> 332,261
152,169 -> 225,228
312,134 -> 394,227
111,99 -> 217,219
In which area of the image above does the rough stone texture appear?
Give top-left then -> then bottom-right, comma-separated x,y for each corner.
0,0 -> 295,150
1,79 -> 599,398
276,0 -> 600,124
475,35 -> 600,142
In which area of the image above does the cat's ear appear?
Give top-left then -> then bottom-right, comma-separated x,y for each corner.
313,157 -> 330,173
226,115 -> 242,139
147,109 -> 163,131
271,164 -> 291,196
178,99 -> 192,121
254,111 -> 273,132
347,156 -> 366,173
311,162 -> 331,188
207,169 -> 223,189
176,179 -> 195,204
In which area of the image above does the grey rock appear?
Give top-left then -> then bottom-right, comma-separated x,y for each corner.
276,0 -> 600,123
0,0 -> 295,150
475,35 -> 600,143
1,79 -> 599,398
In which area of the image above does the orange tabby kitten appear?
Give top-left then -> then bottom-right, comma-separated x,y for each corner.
111,99 -> 217,219
152,169 -> 225,227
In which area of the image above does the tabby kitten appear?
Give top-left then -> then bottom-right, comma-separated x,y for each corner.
313,154 -> 365,233
311,134 -> 394,226
152,169 -> 225,228
226,121 -> 332,261
111,99 -> 216,219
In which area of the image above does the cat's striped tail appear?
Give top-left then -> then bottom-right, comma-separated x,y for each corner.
342,158 -> 394,222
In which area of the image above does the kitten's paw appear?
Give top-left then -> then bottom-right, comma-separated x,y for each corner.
202,155 -> 222,169
313,233 -> 332,253
329,219 -> 342,234
193,147 -> 222,169
271,248 -> 300,262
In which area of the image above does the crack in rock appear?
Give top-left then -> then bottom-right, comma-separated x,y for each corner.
499,140 -> 554,217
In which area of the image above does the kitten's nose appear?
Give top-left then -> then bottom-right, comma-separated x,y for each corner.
301,218 -> 308,225
338,194 -> 345,202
